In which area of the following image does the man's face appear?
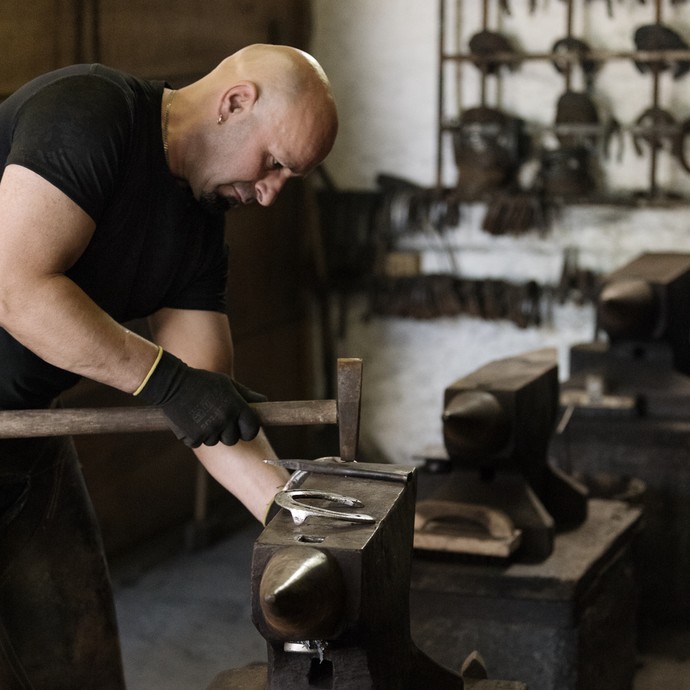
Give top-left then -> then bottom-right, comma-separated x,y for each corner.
193,91 -> 335,215
195,101 -> 324,214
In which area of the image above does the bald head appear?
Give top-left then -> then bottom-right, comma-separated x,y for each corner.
210,44 -> 338,168
171,44 -> 338,210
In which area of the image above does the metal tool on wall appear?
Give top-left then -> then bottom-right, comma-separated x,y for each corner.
438,0 -> 690,201
368,273 -> 548,327
537,0 -> 609,200
631,0 -> 690,197
453,0 -> 532,207
452,106 -> 531,201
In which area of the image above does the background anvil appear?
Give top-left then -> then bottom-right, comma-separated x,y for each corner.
416,348 -> 587,561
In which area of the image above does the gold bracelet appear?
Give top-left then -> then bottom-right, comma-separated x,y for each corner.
133,345 -> 164,396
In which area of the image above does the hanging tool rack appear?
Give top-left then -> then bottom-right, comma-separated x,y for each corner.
436,0 -> 690,203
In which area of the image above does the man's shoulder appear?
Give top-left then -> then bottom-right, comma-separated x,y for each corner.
10,64 -> 158,116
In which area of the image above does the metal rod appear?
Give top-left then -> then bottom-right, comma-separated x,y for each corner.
442,48 -> 690,64
649,1 -> 663,199
265,459 -> 410,483
564,0 -> 573,90
0,400 -> 339,439
436,0 -> 446,190
336,358 -> 362,462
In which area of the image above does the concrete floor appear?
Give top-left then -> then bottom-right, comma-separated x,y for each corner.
112,517 -> 690,690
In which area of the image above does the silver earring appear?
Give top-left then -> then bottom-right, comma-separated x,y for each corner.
217,114 -> 224,125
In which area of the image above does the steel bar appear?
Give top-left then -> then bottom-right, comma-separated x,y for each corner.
0,400 -> 338,439
442,48 -> 690,64
336,358 -> 362,462
265,458 -> 411,483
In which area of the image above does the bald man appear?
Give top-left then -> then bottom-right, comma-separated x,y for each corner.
0,44 -> 337,688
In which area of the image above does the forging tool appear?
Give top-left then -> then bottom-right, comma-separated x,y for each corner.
208,466 -> 527,689
0,359 -> 364,450
0,358 -> 366,545
416,348 -> 588,561
265,456 -> 411,483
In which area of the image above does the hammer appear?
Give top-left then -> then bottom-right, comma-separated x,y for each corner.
0,358 -> 363,461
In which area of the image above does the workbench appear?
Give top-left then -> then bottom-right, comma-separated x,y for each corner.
409,498 -> 642,690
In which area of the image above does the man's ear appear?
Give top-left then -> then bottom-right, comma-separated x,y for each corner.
222,81 -> 258,118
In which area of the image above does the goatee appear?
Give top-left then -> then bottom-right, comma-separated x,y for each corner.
199,192 -> 238,215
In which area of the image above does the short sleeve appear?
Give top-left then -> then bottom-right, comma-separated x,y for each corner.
6,75 -> 132,221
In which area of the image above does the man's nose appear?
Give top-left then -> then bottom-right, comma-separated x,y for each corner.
255,170 -> 290,207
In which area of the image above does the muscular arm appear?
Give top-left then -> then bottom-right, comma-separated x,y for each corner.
149,307 -> 289,522
0,164 -> 286,520
0,165 -> 159,391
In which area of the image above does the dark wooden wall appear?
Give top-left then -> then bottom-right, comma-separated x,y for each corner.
0,0 -> 311,93
1,1 -> 320,557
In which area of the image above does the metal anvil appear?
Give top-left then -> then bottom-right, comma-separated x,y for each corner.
416,348 -> 587,561
208,466 -> 526,690
594,252 -> 690,376
561,252 -> 690,420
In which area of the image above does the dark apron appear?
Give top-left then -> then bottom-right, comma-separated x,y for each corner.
0,433 -> 125,689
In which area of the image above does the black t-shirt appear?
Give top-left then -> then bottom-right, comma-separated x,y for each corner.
0,64 -> 229,407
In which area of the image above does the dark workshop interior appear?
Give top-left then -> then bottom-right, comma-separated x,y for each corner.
4,1 -> 690,688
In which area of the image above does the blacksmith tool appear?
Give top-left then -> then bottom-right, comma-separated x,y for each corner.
596,252 -> 690,376
207,467 -> 527,689
0,358 -> 365,548
559,252 -> 690,422
0,358 -> 364,446
468,30 -> 520,76
452,106 -> 530,200
415,348 -> 587,561
265,457 -> 410,483
634,23 -> 690,80
0,401 -> 337,439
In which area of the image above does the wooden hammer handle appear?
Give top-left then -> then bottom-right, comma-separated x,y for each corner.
0,400 -> 338,439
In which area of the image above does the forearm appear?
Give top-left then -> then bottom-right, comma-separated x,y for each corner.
193,429 -> 289,523
0,273 -> 158,393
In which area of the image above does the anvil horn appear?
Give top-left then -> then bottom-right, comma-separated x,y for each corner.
258,545 -> 346,640
443,390 -> 511,456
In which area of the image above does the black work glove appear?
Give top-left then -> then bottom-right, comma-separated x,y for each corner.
137,350 -> 266,448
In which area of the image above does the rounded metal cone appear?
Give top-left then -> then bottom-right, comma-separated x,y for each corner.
259,545 -> 345,640
442,390 -> 510,456
598,279 -> 658,340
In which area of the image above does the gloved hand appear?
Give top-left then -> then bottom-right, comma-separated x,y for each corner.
136,350 -> 266,448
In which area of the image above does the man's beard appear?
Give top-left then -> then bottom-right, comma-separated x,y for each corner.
198,191 -> 238,215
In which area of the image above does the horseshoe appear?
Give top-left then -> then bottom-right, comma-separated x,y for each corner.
632,107 -> 690,174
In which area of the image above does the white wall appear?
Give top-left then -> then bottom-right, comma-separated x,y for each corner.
310,1 -> 690,464
311,0 -> 438,189
313,1 -> 690,194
